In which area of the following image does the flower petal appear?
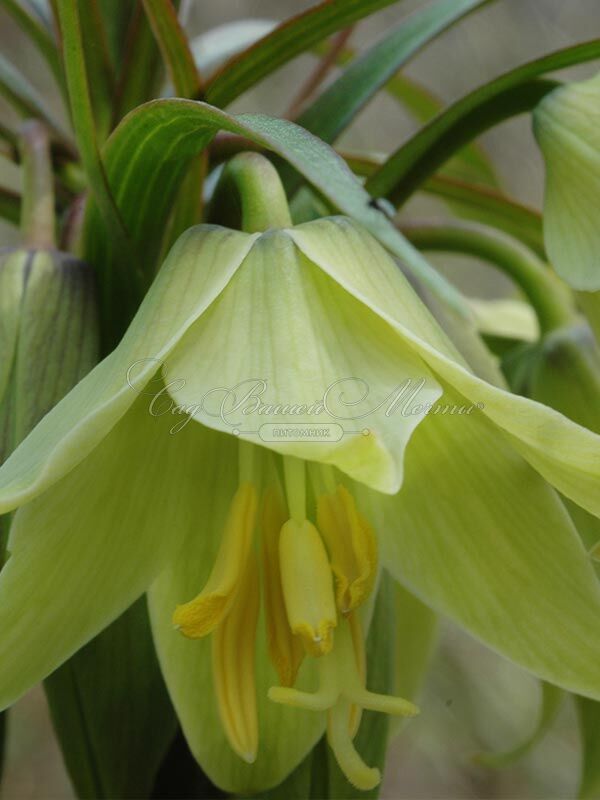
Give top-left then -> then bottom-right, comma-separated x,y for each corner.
533,72 -> 600,291
0,390 -> 211,710
148,432 -> 324,794
164,229 -> 441,493
356,386 -> 600,699
292,217 -> 600,517
0,226 -> 256,513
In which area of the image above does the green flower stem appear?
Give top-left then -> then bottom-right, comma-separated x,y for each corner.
210,152 -> 292,233
401,219 -> 574,335
18,120 -> 56,249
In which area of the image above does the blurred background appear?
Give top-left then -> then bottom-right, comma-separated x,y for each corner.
0,1 -> 599,798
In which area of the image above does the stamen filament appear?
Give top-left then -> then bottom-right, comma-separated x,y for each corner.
283,456 -> 306,522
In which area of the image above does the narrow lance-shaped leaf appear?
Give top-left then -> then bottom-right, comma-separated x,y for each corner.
383,72 -> 498,187
142,0 -> 202,98
342,152 -> 542,257
295,0 -> 492,147
77,0 -> 115,141
366,39 -> 600,206
204,0 -> 406,108
56,0 -> 140,346
111,3 -> 163,123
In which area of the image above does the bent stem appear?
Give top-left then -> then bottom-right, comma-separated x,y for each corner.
402,219 -> 574,335
19,120 -> 56,249
210,152 -> 292,233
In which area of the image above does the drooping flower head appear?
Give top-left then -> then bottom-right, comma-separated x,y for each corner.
0,156 -> 600,792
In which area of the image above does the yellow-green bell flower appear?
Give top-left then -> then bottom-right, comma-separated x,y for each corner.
1,215 -> 600,792
534,70 -> 600,294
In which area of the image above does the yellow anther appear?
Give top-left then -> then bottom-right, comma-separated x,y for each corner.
317,485 -> 378,614
279,518 -> 337,657
261,487 -> 305,686
173,482 -> 257,638
212,553 -> 260,764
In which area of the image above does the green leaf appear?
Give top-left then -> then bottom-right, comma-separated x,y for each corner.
577,696 -> 600,799
56,0 -> 139,338
424,176 -> 544,256
77,0 -> 116,140
45,599 -> 177,799
0,187 -> 20,225
326,572 -> 397,799
83,99 -> 469,349
295,0 -> 491,147
204,0 -> 406,108
111,4 -> 163,122
0,0 -> 65,99
474,681 -> 563,768
384,72 -> 498,187
342,153 -> 540,255
0,53 -> 71,148
366,39 -> 600,205
142,0 -> 201,97
95,0 -> 137,71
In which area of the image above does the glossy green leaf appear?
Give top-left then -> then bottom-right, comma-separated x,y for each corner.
45,599 -> 177,799
577,696 -> 600,799
142,0 -> 201,97
326,572 -> 397,799
366,40 -> 600,206
204,0 -> 405,108
295,0 -> 490,147
84,99 -> 468,349
475,681 -> 563,767
0,0 -> 65,98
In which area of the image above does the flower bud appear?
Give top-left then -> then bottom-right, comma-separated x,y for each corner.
0,247 -> 99,464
